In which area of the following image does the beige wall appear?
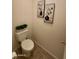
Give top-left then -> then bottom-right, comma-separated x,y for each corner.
12,0 -> 33,50
32,0 -> 66,59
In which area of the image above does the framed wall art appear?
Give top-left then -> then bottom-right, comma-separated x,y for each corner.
37,0 -> 45,18
44,3 -> 55,24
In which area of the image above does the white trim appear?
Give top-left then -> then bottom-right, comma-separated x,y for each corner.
34,41 -> 58,59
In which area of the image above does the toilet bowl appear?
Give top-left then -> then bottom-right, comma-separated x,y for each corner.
16,29 -> 34,57
21,39 -> 34,57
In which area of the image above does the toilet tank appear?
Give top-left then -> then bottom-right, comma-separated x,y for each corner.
16,29 -> 28,42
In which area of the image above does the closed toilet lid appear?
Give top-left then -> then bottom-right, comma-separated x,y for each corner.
21,39 -> 34,51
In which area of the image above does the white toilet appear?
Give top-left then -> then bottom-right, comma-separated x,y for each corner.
16,29 -> 34,57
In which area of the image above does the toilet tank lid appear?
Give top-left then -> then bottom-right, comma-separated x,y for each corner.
21,39 -> 34,51
16,29 -> 28,35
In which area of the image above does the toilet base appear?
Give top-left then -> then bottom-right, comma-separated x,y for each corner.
22,50 -> 32,57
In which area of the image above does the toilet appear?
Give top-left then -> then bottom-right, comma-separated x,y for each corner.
16,29 -> 34,57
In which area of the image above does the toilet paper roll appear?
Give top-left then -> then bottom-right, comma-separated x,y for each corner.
12,51 -> 17,58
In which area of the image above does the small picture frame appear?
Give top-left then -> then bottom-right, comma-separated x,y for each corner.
44,3 -> 55,24
37,0 -> 45,18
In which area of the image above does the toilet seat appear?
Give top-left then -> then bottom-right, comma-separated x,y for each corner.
21,39 -> 34,51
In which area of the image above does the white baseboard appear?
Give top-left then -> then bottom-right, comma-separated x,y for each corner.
34,41 -> 58,59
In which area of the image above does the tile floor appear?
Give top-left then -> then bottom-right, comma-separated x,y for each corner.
13,43 -> 54,59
